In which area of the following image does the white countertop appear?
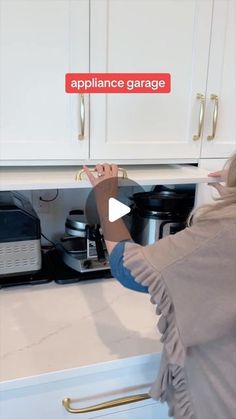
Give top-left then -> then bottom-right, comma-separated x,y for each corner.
0,278 -> 161,382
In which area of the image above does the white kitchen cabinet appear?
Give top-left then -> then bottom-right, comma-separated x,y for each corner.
201,0 -> 236,158
0,0 -> 234,166
90,0 -> 213,161
0,353 -> 169,419
0,0 -> 89,162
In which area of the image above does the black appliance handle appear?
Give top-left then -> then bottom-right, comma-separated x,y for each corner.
94,226 -> 106,262
87,225 -> 106,262
69,209 -> 84,216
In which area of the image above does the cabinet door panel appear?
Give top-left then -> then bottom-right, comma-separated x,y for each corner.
0,0 -> 89,162
90,0 -> 212,160
201,0 -> 236,158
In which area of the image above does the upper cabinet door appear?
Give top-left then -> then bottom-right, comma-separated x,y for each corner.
0,0 -> 89,163
90,0 -> 213,161
201,0 -> 236,158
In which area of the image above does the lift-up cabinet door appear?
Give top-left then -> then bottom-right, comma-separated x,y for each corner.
0,165 -> 221,192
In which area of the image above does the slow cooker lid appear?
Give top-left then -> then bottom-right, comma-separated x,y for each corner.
133,207 -> 188,220
131,190 -> 194,212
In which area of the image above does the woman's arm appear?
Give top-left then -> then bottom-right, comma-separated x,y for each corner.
83,164 -> 131,255
83,164 -> 147,293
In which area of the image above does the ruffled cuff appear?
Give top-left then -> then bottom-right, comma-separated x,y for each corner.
123,242 -> 195,419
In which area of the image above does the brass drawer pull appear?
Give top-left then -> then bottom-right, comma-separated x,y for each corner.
193,93 -> 205,141
207,94 -> 219,141
62,393 -> 151,414
78,94 -> 85,140
75,167 -> 128,181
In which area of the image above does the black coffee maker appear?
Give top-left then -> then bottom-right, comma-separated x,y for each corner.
58,210 -> 110,273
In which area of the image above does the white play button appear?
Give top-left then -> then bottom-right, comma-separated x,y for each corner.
108,197 -> 131,222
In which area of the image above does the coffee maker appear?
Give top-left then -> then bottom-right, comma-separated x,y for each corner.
58,210 -> 110,273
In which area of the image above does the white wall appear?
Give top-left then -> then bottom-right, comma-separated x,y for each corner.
19,188 -> 90,245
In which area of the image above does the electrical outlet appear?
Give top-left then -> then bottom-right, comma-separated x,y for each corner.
31,190 -> 50,214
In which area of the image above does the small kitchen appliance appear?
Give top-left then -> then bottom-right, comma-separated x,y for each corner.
130,186 -> 195,245
0,192 -> 42,277
58,210 -> 110,273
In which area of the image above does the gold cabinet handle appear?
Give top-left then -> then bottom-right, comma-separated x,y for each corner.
78,94 -> 85,140
207,94 -> 219,141
62,393 -> 151,414
75,167 -> 128,181
193,93 -> 205,141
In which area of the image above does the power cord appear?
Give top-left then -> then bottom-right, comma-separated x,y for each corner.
41,233 -> 57,248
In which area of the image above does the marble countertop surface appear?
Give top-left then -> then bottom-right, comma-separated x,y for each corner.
0,278 -> 162,382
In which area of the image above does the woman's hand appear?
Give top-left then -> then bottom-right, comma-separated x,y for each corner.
83,163 -> 119,216
208,170 -> 228,197
83,163 -> 119,196
83,163 -> 118,187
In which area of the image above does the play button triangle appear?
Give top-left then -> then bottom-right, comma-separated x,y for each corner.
108,197 -> 131,222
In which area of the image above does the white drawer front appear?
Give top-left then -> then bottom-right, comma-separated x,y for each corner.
0,353 -> 169,419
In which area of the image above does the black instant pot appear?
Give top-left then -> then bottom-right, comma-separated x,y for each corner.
130,186 -> 195,245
